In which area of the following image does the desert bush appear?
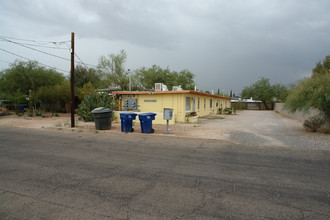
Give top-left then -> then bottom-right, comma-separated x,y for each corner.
303,115 -> 325,132
224,108 -> 232,115
25,108 -> 44,117
77,93 -> 116,122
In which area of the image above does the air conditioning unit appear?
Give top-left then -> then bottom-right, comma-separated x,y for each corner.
155,83 -> 168,91
162,84 -> 168,91
155,83 -> 162,91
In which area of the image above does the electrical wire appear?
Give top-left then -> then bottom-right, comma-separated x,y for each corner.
74,52 -> 90,70
1,36 -> 100,68
0,36 -> 116,74
0,59 -> 11,65
0,39 -> 69,50
0,35 -> 70,46
0,36 -> 71,62
0,47 -> 70,74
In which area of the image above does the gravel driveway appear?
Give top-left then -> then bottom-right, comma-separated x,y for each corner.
176,111 -> 329,150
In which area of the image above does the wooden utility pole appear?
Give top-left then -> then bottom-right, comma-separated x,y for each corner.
70,32 -> 75,127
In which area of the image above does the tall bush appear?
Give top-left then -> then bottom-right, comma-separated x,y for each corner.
77,93 -> 116,122
285,73 -> 330,128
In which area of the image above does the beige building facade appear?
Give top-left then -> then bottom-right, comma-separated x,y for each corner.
112,90 -> 231,124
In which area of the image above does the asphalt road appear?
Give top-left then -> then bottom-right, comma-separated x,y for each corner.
0,127 -> 329,219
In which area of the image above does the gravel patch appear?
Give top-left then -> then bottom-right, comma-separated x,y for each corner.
1,111 -> 328,150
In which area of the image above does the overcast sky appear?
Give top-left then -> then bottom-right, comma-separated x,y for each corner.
0,0 -> 329,94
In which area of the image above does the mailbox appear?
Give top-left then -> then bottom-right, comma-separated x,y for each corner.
163,108 -> 173,120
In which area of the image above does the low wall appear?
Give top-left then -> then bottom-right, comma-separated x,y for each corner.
274,103 -> 320,122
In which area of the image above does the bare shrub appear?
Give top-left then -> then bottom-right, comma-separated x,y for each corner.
303,115 -> 325,132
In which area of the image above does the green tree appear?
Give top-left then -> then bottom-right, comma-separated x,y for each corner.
135,65 -> 167,90
77,93 -> 117,122
79,82 -> 97,100
312,55 -> 330,78
74,65 -> 101,88
135,65 -> 195,90
241,78 -> 288,110
272,83 -> 289,102
35,81 -> 71,114
286,56 -> 330,127
176,69 -> 195,90
0,60 -> 64,97
98,50 -> 128,90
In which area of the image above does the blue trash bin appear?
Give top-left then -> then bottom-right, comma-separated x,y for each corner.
138,113 -> 157,133
19,104 -> 28,111
120,112 -> 137,132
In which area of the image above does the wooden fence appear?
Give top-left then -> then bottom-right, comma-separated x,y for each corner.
231,102 -> 274,110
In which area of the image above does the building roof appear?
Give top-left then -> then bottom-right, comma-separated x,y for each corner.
231,97 -> 262,103
112,90 -> 232,100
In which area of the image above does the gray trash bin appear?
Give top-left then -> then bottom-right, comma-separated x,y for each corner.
91,107 -> 113,130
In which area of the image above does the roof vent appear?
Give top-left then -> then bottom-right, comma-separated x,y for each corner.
172,85 -> 183,91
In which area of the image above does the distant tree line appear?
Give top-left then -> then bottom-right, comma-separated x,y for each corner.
241,77 -> 290,110
74,49 -> 195,91
0,49 -> 196,114
0,60 -> 68,114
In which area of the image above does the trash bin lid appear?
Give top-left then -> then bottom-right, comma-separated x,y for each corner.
120,112 -> 137,116
120,112 -> 137,119
91,107 -> 112,113
139,112 -> 157,117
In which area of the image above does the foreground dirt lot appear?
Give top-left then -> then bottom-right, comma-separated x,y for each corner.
1,111 -> 329,218
1,126 -> 329,219
0,110 -> 329,149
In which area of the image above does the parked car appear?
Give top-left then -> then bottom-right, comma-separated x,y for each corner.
0,100 -> 15,110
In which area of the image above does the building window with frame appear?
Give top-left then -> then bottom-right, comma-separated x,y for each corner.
186,97 -> 191,111
192,98 -> 195,111
197,98 -> 200,111
210,99 -> 213,109
204,98 -> 206,109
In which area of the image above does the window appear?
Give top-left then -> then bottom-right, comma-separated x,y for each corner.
185,97 -> 191,111
210,99 -> 213,109
204,98 -> 206,109
197,98 -> 200,111
192,98 -> 196,111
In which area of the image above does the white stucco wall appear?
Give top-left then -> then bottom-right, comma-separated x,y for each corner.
274,103 -> 321,122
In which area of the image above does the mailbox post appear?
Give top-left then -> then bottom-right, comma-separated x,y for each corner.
163,108 -> 173,134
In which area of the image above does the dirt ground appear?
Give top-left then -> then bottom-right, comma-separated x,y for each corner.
1,111 -> 329,149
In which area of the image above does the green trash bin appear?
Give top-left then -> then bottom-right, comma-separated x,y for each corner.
91,107 -> 113,130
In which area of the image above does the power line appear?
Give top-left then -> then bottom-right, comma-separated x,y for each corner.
0,39 -> 69,50
1,36 -> 101,68
0,59 -> 11,65
0,36 -> 71,62
74,52 -> 90,70
0,35 -> 116,73
0,47 -> 70,74
0,35 -> 70,45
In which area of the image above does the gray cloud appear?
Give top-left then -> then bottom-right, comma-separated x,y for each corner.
1,0 -> 329,93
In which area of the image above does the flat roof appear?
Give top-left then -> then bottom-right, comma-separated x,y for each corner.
112,90 -> 231,100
